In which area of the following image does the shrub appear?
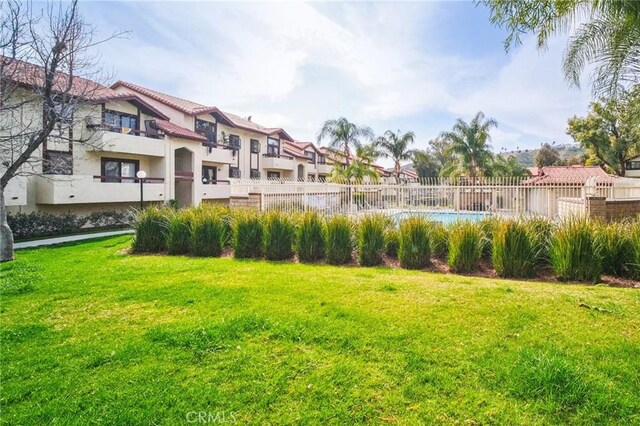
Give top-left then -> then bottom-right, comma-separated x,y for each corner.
166,210 -> 193,255
358,214 -> 386,266
426,221 -> 448,259
263,211 -> 296,261
326,215 -> 353,265
479,216 -> 500,259
86,210 -> 131,228
398,217 -> 431,269
7,211 -> 86,240
132,206 -> 170,253
549,216 -> 602,283
385,228 -> 400,258
523,217 -> 554,266
492,220 -> 537,278
630,220 -> 640,279
189,208 -> 226,257
448,221 -> 483,273
232,211 -> 264,259
297,211 -> 326,262
596,221 -> 635,277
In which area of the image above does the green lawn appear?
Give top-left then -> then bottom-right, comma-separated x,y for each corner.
1,236 -> 639,425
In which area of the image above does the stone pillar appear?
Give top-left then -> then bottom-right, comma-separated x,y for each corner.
586,196 -> 607,221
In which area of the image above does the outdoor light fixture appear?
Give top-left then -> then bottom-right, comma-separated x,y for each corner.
136,170 -> 147,209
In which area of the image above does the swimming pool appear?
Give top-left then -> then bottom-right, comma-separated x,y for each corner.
390,210 -> 490,225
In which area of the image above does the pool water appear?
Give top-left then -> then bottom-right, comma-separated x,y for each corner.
391,211 -> 490,225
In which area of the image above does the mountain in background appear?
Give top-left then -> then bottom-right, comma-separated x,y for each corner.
501,143 -> 586,167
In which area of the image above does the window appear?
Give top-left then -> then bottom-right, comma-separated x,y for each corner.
195,119 -> 216,145
317,155 -> 326,165
104,110 -> 138,134
228,134 -> 241,150
229,167 -> 241,178
250,169 -> 260,178
305,151 -> 316,164
202,166 -> 217,184
267,171 -> 280,179
626,160 -> 640,170
250,139 -> 261,153
43,151 -> 73,175
101,158 -> 139,182
267,137 -> 280,156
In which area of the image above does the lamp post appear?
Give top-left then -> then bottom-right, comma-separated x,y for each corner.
136,170 -> 147,210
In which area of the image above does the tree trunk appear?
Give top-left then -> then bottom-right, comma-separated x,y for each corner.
0,186 -> 15,262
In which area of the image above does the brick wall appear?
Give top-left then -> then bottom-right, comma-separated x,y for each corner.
229,193 -> 261,209
585,196 -> 640,221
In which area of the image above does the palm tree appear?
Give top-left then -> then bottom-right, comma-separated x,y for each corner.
440,112 -> 497,182
376,130 -> 415,178
482,0 -> 640,97
317,117 -> 374,167
488,155 -> 531,178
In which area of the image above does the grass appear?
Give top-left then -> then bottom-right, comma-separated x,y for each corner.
1,236 -> 639,425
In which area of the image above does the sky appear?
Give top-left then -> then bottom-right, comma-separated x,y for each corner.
81,1 -> 592,164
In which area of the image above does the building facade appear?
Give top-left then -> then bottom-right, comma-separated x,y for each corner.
3,62 -> 344,215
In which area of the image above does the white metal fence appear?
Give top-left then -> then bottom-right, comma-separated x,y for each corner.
228,177 -> 640,219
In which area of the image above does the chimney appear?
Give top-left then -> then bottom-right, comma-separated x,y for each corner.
247,116 -> 252,122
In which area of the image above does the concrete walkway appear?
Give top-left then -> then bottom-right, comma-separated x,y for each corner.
14,229 -> 134,249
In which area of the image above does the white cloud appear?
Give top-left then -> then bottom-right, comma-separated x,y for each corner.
85,1 -> 590,150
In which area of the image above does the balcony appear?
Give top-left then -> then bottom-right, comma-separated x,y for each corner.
35,175 -> 165,205
88,130 -> 165,157
201,181 -> 231,200
316,163 -> 332,175
203,144 -> 236,164
5,176 -> 27,206
262,154 -> 294,171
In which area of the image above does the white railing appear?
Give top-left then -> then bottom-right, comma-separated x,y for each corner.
228,176 -> 640,218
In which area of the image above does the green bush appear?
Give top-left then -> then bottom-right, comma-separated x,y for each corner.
232,211 -> 264,259
630,220 -> 640,279
86,210 -> 132,228
297,212 -> 326,262
398,217 -> 431,269
326,215 -> 353,265
166,210 -> 193,255
263,211 -> 296,261
385,228 -> 400,258
523,217 -> 554,266
358,214 -> 387,266
7,211 -> 87,240
596,221 -> 635,277
479,216 -> 500,259
132,206 -> 170,253
492,220 -> 537,278
549,216 -> 602,283
448,221 -> 483,273
189,208 -> 226,257
426,221 -> 448,259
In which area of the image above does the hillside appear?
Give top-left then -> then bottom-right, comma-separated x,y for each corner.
502,144 -> 586,167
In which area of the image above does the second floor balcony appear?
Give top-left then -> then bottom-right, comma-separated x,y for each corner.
87,129 -> 166,157
262,153 -> 294,171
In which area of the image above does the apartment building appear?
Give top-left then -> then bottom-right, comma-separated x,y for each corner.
3,60 -> 337,215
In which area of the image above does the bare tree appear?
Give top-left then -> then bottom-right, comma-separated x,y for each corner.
1,0 -> 120,262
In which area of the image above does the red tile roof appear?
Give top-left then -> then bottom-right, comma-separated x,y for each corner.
3,58 -> 168,119
522,166 -> 615,185
154,120 -> 206,142
112,81 -> 294,140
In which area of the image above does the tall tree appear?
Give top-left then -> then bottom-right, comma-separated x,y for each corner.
317,117 -> 374,167
566,86 -> 640,176
375,130 -> 415,178
440,112 -> 498,181
489,154 -> 531,178
412,149 -> 439,179
536,143 -> 561,167
1,0 -> 119,262
481,0 -> 640,97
